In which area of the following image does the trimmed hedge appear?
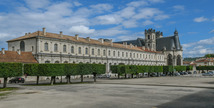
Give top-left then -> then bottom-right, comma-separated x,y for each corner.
0,63 -> 23,88
174,66 -> 186,72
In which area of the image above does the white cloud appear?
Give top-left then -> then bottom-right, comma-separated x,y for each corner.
173,5 -> 185,11
69,25 -> 95,34
194,16 -> 208,22
93,27 -> 129,37
90,4 -> 113,13
73,1 -> 82,6
122,20 -> 138,28
183,37 -> 214,57
95,15 -> 122,25
209,30 -> 214,33
143,20 -> 154,26
24,0 -> 50,10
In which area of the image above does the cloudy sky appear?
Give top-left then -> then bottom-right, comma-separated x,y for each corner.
0,0 -> 214,58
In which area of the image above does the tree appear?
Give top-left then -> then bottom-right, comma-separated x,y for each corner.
24,64 -> 39,85
0,63 -> 23,88
38,64 -> 65,85
64,64 -> 78,84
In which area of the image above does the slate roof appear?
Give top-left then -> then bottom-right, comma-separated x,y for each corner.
114,35 -> 182,51
7,31 -> 160,53
0,51 -> 38,63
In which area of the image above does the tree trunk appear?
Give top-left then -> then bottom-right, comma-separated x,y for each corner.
36,76 -> 39,85
93,74 -> 97,82
53,76 -> 56,84
81,75 -> 83,83
125,73 -> 127,79
118,73 -> 120,79
136,73 -> 139,78
50,76 -> 54,85
148,73 -> 150,77
60,76 -> 62,83
131,74 -> 134,78
3,77 -> 8,88
67,75 -> 70,84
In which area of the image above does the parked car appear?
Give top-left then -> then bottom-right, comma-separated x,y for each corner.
183,72 -> 188,75
174,73 -> 180,76
193,71 -> 197,74
97,74 -> 110,78
179,72 -> 184,75
150,72 -> 157,77
9,77 -> 25,83
202,72 -> 213,76
188,72 -> 192,74
161,74 -> 166,76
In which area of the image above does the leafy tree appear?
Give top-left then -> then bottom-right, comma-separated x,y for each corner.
0,63 -> 23,88
24,64 -> 39,84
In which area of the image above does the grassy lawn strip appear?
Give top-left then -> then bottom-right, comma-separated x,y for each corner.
22,82 -> 93,86
0,92 -> 11,96
0,87 -> 19,92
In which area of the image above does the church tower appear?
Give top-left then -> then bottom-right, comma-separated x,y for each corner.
145,28 -> 156,51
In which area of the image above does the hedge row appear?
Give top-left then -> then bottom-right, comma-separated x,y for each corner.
0,63 -> 23,88
111,65 -> 193,75
196,66 -> 214,72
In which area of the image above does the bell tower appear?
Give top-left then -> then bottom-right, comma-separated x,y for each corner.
145,28 -> 156,51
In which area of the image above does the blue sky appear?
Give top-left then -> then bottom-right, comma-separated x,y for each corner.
0,0 -> 214,58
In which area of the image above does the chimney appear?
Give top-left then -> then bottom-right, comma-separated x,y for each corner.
1,48 -> 5,54
123,42 -> 127,48
130,43 -> 133,48
142,46 -> 145,50
60,31 -> 63,37
75,34 -> 79,40
25,33 -> 28,36
28,32 -> 31,35
86,37 -> 90,41
43,27 -> 46,36
110,39 -> 113,46
17,49 -> 21,55
135,45 -> 137,47
98,38 -> 104,43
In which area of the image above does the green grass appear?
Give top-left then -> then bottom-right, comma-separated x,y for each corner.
0,87 -> 19,92
0,92 -> 11,96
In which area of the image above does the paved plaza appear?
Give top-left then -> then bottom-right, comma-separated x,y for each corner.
0,76 -> 214,108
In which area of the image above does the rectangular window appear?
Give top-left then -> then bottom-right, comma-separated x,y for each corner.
78,47 -> 81,54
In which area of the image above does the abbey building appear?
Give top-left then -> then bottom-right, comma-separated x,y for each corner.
7,28 -> 183,73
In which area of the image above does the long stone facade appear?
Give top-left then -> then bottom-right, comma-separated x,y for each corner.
7,28 -> 180,74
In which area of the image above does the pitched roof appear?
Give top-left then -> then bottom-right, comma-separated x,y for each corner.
114,35 -> 182,51
0,51 -> 38,63
7,31 -> 161,53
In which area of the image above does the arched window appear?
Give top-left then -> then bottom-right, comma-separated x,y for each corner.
92,48 -> 94,55
130,53 -> 132,57
63,45 -> 66,52
118,51 -> 120,57
45,61 -> 50,63
108,50 -> 111,56
122,52 -> 124,57
55,61 -> 59,63
85,48 -> 88,54
44,43 -> 48,51
71,46 -> 74,53
103,50 -> 106,56
54,44 -> 58,52
177,55 -> 182,66
126,52 -> 128,57
167,54 -> 173,65
98,49 -> 100,55
78,47 -> 81,54
113,51 -> 115,56
20,41 -> 25,51
64,61 -> 68,63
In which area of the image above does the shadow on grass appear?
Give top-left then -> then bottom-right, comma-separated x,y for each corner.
156,89 -> 214,108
